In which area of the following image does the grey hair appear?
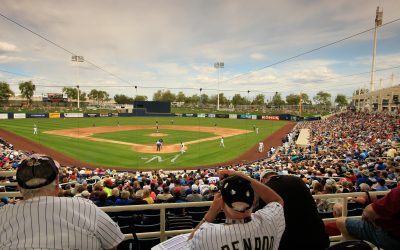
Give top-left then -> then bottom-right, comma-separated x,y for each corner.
359,183 -> 371,192
20,179 -> 58,199
120,190 -> 130,199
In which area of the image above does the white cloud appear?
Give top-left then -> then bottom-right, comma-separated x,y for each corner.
250,53 -> 265,60
148,63 -> 189,76
0,41 -> 18,53
0,55 -> 26,63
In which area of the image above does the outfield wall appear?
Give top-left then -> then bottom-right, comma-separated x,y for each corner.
0,112 -> 319,121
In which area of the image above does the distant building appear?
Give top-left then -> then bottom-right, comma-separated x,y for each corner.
352,85 -> 400,112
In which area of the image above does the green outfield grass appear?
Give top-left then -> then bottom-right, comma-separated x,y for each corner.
0,116 -> 287,169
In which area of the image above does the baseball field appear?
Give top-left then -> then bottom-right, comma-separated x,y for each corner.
0,116 -> 292,170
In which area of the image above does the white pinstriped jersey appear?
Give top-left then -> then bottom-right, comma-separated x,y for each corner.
189,202 -> 285,250
0,196 -> 124,249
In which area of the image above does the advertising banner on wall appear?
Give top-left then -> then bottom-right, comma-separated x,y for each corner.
229,114 -> 238,119
278,114 -> 290,120
207,114 -> 216,118
251,115 -> 257,120
239,114 -> 252,119
13,113 -> 26,119
261,115 -> 279,120
197,113 -> 206,118
85,113 -> 100,118
49,113 -> 60,119
183,113 -> 197,117
64,113 -> 84,118
216,114 -> 229,118
0,113 -> 8,119
99,113 -> 109,117
27,113 -> 48,118
109,113 -> 119,117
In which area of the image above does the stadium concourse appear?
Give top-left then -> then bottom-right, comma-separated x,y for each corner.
1,110 -> 400,249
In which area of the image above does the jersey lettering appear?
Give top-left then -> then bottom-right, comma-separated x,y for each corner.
220,236 -> 274,250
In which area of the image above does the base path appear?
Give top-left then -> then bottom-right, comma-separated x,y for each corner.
0,122 -> 295,170
44,125 -> 251,154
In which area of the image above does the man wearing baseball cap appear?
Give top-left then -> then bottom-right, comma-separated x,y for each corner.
189,170 -> 285,250
0,155 -> 124,249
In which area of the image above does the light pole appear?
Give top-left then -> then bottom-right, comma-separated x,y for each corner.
72,55 -> 84,109
214,62 -> 224,111
199,88 -> 202,108
370,6 -> 383,92
247,90 -> 250,112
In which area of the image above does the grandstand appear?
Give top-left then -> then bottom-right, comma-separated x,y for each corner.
1,110 -> 399,249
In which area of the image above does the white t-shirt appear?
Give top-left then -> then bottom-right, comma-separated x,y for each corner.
0,196 -> 124,249
189,202 -> 285,250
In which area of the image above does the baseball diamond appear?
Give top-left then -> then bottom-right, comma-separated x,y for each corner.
0,117 -> 293,170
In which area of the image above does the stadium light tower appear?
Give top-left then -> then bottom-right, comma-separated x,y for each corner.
199,88 -> 202,107
214,62 -> 224,111
370,6 -> 383,92
71,55 -> 84,109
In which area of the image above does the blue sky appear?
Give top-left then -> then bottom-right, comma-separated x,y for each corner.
0,0 -> 399,101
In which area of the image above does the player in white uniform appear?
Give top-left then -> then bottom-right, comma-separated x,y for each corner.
180,142 -> 185,154
189,170 -> 285,250
33,124 -> 38,135
220,137 -> 225,148
258,141 -> 264,152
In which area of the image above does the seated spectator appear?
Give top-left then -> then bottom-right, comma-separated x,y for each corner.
133,190 -> 148,205
103,178 -> 114,197
156,186 -> 173,202
186,184 -> 203,202
94,191 -> 114,207
202,184 -> 219,201
115,190 -> 134,206
149,183 -> 158,200
356,170 -> 370,189
107,187 -> 120,202
167,187 -> 186,203
81,190 -> 91,199
0,155 -> 124,249
188,170 -> 285,249
132,180 -> 141,192
325,203 -> 342,236
73,185 -> 86,197
372,178 -> 389,191
261,171 -> 330,250
350,183 -> 373,208
142,188 -> 154,204
336,185 -> 400,250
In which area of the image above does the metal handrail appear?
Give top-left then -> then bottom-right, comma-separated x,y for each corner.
0,191 -> 391,243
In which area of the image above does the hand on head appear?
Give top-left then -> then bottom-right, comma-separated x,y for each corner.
209,193 -> 223,213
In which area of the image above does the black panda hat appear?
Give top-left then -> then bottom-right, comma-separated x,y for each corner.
221,175 -> 254,212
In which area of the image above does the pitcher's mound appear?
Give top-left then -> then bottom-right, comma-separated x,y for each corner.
146,133 -> 168,137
